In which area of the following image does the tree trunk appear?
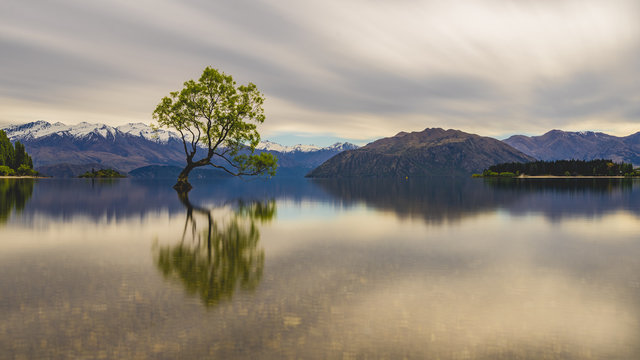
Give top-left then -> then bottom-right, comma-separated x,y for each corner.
174,164 -> 194,192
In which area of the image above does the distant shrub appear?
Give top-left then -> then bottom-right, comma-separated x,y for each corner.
17,164 -> 37,176
479,170 -> 500,177
0,165 -> 15,176
79,168 -> 126,178
473,170 -> 515,178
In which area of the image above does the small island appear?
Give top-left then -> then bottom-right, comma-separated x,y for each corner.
473,159 -> 640,178
78,168 -> 127,178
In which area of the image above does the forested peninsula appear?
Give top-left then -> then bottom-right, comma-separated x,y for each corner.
475,159 -> 639,178
0,130 -> 37,176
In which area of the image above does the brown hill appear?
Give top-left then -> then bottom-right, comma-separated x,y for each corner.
306,128 -> 535,177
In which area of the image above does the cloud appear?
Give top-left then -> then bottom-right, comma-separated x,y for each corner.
1,0 -> 639,143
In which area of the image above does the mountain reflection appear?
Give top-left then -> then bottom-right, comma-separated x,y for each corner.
8,177 -> 640,225
153,191 -> 275,307
313,177 -> 515,223
313,177 -> 640,223
484,177 -> 635,193
484,178 -> 640,220
0,179 -> 35,224
16,178 -> 321,221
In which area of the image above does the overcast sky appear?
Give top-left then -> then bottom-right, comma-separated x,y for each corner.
1,0 -> 639,145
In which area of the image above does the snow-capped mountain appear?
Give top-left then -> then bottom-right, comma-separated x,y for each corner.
255,140 -> 358,153
6,121 -> 357,153
3,121 -> 187,173
323,142 -> 360,152
256,140 -> 321,153
2,120 -> 359,177
5,120 -> 180,144
116,123 -> 181,143
503,129 -> 640,165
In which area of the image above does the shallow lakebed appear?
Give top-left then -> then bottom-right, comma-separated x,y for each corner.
1,177 -> 640,359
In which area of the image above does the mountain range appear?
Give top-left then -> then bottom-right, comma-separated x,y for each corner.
4,121 -> 186,174
4,121 -> 640,178
504,130 -> 640,166
2,121 -> 358,177
307,128 -> 535,177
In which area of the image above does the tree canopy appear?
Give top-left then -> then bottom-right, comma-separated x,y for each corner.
153,67 -> 277,191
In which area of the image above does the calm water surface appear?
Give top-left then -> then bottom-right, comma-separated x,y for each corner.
1,177 -> 640,359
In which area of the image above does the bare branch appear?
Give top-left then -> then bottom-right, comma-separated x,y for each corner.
207,162 -> 240,177
194,120 -> 201,151
208,162 -> 263,177
213,153 -> 240,169
177,129 -> 190,158
213,116 -> 235,152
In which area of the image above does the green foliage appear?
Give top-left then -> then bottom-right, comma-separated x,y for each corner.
480,170 -> 500,177
233,152 -> 278,177
485,159 -> 636,177
13,142 -> 28,169
0,165 -> 15,176
0,130 -> 15,169
475,170 -> 516,178
153,66 -> 277,190
0,131 -> 36,176
78,168 -> 126,178
16,164 -> 37,176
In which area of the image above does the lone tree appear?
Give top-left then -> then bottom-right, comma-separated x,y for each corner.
153,67 -> 277,191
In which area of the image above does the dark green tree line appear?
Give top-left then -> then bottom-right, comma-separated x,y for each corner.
485,159 -> 635,177
0,130 -> 36,176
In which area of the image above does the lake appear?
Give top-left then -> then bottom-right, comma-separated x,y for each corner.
1,177 -> 640,359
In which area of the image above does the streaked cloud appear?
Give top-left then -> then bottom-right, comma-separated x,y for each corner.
0,0 -> 638,144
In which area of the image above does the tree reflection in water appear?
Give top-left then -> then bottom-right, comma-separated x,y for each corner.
0,179 -> 35,224
154,191 -> 276,307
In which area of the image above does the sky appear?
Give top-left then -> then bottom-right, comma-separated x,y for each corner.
1,0 -> 639,146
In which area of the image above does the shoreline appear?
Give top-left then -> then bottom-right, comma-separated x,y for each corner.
515,175 -> 629,179
0,176 -> 49,179
474,174 -> 637,179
